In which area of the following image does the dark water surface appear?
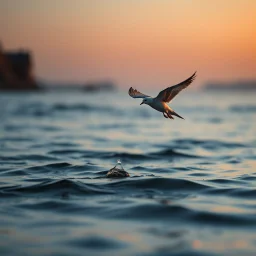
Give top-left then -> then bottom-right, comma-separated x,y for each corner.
0,90 -> 256,256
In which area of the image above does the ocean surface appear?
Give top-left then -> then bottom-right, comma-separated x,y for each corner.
0,89 -> 255,256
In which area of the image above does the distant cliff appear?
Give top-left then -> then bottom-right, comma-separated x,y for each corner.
0,43 -> 39,90
83,81 -> 116,92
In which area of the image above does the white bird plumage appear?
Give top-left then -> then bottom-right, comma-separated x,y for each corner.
128,72 -> 196,120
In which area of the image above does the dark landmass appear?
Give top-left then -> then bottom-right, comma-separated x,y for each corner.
204,80 -> 256,91
0,42 -> 117,93
0,43 -> 39,91
83,81 -> 116,93
40,80 -> 117,93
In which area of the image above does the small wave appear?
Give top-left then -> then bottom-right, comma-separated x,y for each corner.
0,135 -> 33,142
142,227 -> 186,239
0,156 -> 23,161
18,154 -> 59,161
229,104 -> 256,113
39,125 -> 61,132
226,158 -> 241,164
24,162 -> 101,175
80,151 -> 153,161
17,199 -> 108,216
1,154 -> 59,162
68,235 -> 127,250
172,139 -> 246,149
87,123 -> 134,130
105,203 -> 190,220
52,103 -> 92,111
84,149 -> 201,162
204,187 -> 256,199
208,117 -> 223,124
150,149 -> 200,159
188,172 -> 211,177
229,188 -> 256,199
12,102 -> 119,117
46,146 -> 219,162
0,190 -> 20,198
4,179 -> 115,196
105,201 -> 256,227
108,177 -> 210,192
239,175 -> 256,181
48,142 -> 79,147
48,149 -> 87,155
130,166 -> 173,174
191,210 -> 256,227
18,200 -> 78,211
0,169 -> 27,176
52,103 -> 120,114
24,162 -> 87,174
208,178 -> 246,185
43,162 -> 72,168
106,152 -> 153,160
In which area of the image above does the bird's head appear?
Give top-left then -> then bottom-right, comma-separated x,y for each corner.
140,97 -> 152,106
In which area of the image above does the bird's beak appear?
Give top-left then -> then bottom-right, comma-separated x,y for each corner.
140,102 -> 144,105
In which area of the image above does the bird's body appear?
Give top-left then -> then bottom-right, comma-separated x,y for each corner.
144,97 -> 171,113
128,72 -> 196,120
149,98 -> 170,112
147,98 -> 183,119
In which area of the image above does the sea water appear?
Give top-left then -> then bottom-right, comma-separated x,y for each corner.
0,89 -> 255,256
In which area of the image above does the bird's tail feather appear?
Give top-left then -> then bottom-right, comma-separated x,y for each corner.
170,110 -> 184,120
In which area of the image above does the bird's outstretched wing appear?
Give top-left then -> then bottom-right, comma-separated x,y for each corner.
156,72 -> 196,103
129,87 -> 150,99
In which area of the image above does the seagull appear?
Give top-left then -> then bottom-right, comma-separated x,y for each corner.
128,72 -> 196,120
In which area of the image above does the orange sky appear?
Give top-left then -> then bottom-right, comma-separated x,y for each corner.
1,0 -> 256,88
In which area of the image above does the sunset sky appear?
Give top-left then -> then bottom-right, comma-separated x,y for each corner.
1,0 -> 255,88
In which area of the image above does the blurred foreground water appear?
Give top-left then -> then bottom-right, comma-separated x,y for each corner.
0,90 -> 256,256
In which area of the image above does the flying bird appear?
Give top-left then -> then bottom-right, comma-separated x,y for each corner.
128,72 -> 196,120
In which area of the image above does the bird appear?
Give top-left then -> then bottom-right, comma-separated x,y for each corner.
128,72 -> 196,120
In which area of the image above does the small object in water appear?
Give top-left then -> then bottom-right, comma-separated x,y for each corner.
106,160 -> 130,178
